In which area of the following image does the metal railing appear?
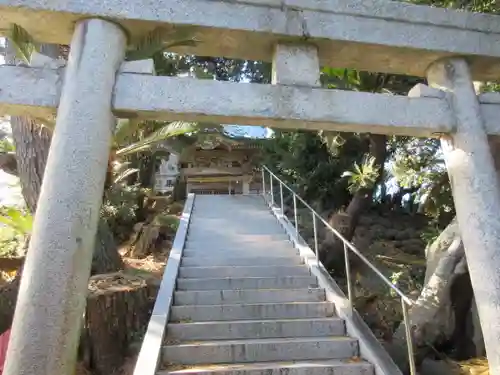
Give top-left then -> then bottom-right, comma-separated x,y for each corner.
261,165 -> 416,375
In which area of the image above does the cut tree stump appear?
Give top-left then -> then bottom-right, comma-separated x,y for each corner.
81,272 -> 160,375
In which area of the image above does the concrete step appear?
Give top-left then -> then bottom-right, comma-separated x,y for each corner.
183,251 -> 294,258
174,288 -> 325,305
181,256 -> 302,267
176,276 -> 318,291
186,234 -> 289,243
182,249 -> 298,258
185,241 -> 291,249
159,359 -> 374,375
191,220 -> 283,226
187,231 -> 286,238
178,265 -> 310,278
189,216 -> 278,223
166,317 -> 345,341
184,242 -> 291,249
192,203 -> 268,210
170,302 -> 335,322
162,337 -> 358,364
191,212 -> 271,216
183,242 -> 294,251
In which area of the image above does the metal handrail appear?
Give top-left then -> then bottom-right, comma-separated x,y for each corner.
261,165 -> 417,375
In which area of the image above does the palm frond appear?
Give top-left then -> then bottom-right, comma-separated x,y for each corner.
342,155 -> 379,193
126,27 -> 199,61
114,167 -> 139,184
8,24 -> 39,64
116,121 -> 199,156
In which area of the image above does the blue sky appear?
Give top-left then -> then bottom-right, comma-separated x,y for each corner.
224,125 -> 273,139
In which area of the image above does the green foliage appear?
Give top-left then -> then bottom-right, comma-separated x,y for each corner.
262,131 -> 355,211
166,202 -> 185,216
388,137 -> 454,223
111,160 -> 139,184
407,0 -> 499,13
3,24 -> 39,64
420,226 -> 442,245
101,183 -> 144,235
342,155 -> 380,193
0,138 -> 14,152
0,206 -> 32,257
114,119 -> 143,148
154,214 -> 180,232
0,226 -> 20,257
389,271 -> 404,297
116,121 -> 222,156
117,121 -> 198,155
0,206 -> 33,235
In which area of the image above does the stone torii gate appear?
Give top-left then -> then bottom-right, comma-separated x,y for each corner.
2,0 -> 500,374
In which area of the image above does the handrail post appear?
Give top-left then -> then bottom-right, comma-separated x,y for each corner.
279,183 -> 284,215
402,299 -> 417,375
270,174 -> 274,205
312,212 -> 319,264
261,169 -> 266,197
293,193 -> 298,238
344,242 -> 353,307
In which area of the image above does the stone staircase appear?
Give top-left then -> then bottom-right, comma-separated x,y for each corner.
157,195 -> 375,375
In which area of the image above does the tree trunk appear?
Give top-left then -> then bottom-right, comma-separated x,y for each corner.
386,217 -> 484,373
10,117 -> 52,213
387,219 -> 464,369
321,134 -> 387,272
92,220 -> 124,275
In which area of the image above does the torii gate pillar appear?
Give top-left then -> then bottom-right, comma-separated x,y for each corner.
427,58 -> 500,375
3,18 -> 126,375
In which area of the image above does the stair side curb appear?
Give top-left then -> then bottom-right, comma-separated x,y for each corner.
133,193 -> 196,375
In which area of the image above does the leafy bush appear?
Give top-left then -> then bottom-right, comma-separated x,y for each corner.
0,206 -> 32,257
166,202 -> 184,216
0,226 -> 21,257
154,214 -> 180,234
101,184 -> 144,241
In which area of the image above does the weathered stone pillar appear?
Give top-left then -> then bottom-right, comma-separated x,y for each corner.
427,58 -> 500,375
4,19 -> 126,375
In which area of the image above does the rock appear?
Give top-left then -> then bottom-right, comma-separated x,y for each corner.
419,359 -> 457,375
